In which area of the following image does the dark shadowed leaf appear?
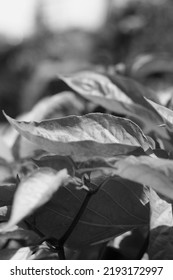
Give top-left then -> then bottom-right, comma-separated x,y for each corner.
33,155 -> 75,176
28,177 -> 149,248
60,71 -> 168,138
4,113 -> 154,161
0,183 -> 16,207
0,168 -> 68,231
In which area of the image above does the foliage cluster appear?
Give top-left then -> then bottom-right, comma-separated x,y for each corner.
1,67 -> 173,259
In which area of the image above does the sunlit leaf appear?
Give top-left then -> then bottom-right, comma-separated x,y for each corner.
60,71 -> 168,138
113,156 -> 173,200
146,98 -> 173,128
0,138 -> 13,162
28,177 -> 149,248
148,189 -> 173,259
149,189 -> 173,230
4,113 -> 154,161
0,168 -> 68,231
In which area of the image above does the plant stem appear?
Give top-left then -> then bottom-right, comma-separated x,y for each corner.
59,191 -> 93,245
136,231 -> 150,259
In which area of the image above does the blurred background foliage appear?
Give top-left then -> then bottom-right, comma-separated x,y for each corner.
1,0 -> 173,121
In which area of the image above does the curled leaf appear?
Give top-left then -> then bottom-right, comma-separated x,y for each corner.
0,168 -> 68,232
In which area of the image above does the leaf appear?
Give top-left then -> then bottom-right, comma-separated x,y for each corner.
0,206 -> 11,222
27,177 -> 149,248
146,98 -> 173,128
0,183 -> 16,207
19,91 -> 86,122
0,138 -> 13,161
148,189 -> 173,259
148,226 -> 173,259
77,156 -> 173,200
60,71 -> 168,138
4,113 -> 154,161
113,156 -> 173,200
33,155 -> 75,176
0,168 -> 68,231
149,189 -> 173,230
0,229 -> 41,249
0,158 -> 13,184
29,246 -> 59,260
0,246 -> 33,260
4,92 -> 87,160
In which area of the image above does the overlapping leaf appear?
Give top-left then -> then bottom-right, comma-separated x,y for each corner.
3,91 -> 88,160
33,155 -> 75,176
18,91 -> 86,122
4,113 -> 154,161
148,189 -> 173,259
60,71 -> 168,138
77,155 -> 173,200
0,168 -> 68,232
27,177 -> 149,248
0,183 -> 16,207
147,98 -> 173,130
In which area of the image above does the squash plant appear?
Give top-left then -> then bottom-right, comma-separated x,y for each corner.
0,70 -> 173,260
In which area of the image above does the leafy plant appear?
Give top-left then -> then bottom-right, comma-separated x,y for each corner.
1,69 -> 173,260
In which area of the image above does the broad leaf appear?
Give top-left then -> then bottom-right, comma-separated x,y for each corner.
4,113 -> 154,161
60,71 -> 168,138
28,177 -> 149,248
4,91 -> 87,160
0,168 -> 68,231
